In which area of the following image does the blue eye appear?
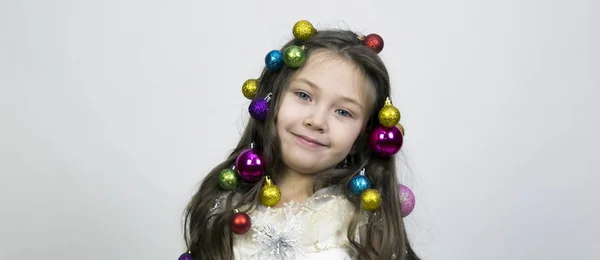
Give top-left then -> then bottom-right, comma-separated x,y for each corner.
336,109 -> 352,117
295,92 -> 311,101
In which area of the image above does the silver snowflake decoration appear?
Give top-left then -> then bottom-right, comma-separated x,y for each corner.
251,201 -> 307,259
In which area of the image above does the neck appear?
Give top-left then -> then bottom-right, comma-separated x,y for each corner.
275,167 -> 315,206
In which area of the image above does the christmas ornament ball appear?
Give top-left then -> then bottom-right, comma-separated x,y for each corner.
178,252 -> 193,260
292,20 -> 317,41
397,124 -> 405,136
378,100 -> 401,127
265,50 -> 284,71
242,79 -> 259,99
249,97 -> 270,121
260,178 -> 282,207
283,45 -> 305,68
230,212 -> 252,234
368,125 -> 404,157
361,189 -> 382,211
235,148 -> 264,182
362,33 -> 384,53
348,175 -> 372,196
398,184 -> 416,217
218,168 -> 239,190
177,252 -> 194,260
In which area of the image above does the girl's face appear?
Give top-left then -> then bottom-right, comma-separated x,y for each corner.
276,50 -> 373,175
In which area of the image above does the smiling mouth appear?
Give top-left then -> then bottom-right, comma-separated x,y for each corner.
293,134 -> 326,147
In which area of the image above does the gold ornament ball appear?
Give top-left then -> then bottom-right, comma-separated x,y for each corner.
292,20 -> 317,41
260,179 -> 281,207
242,79 -> 259,99
361,189 -> 382,211
378,98 -> 401,127
397,124 -> 405,136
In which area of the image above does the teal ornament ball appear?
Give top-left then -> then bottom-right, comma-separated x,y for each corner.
218,168 -> 239,190
265,50 -> 284,71
283,46 -> 305,68
348,175 -> 372,196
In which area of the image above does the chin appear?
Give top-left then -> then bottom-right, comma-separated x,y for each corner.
283,157 -> 340,175
285,161 -> 321,175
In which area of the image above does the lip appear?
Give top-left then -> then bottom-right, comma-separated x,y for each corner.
293,134 -> 327,148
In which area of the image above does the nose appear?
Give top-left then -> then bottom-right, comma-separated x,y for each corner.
303,108 -> 328,132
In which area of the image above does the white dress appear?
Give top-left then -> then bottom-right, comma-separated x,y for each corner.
232,185 -> 363,260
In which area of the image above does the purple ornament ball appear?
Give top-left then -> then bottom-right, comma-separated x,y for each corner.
249,98 -> 270,121
178,252 -> 193,260
235,148 -> 264,182
398,184 -> 415,217
368,125 -> 403,157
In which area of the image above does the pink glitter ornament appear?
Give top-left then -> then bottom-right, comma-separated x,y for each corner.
368,125 -> 403,157
235,148 -> 264,182
398,184 -> 415,217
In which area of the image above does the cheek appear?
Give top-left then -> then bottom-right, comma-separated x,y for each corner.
275,96 -> 300,133
275,105 -> 290,126
332,121 -> 364,149
277,95 -> 306,122
276,95 -> 294,116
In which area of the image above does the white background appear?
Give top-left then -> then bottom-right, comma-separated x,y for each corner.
1,0 -> 598,259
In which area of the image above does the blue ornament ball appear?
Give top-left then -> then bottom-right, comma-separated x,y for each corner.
265,50 -> 284,71
348,175 -> 372,196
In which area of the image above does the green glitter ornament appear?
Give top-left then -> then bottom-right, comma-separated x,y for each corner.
283,45 -> 305,68
218,167 -> 239,190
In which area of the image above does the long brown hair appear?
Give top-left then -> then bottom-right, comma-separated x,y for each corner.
183,29 -> 421,260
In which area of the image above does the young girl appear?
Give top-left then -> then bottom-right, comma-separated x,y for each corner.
180,20 -> 420,260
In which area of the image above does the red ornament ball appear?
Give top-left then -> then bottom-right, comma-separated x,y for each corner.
230,212 -> 252,234
362,34 -> 384,53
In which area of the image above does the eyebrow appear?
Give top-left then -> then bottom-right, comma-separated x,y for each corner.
295,78 -> 364,111
295,78 -> 320,92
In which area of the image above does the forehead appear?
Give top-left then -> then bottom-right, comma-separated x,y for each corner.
292,51 -> 374,108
